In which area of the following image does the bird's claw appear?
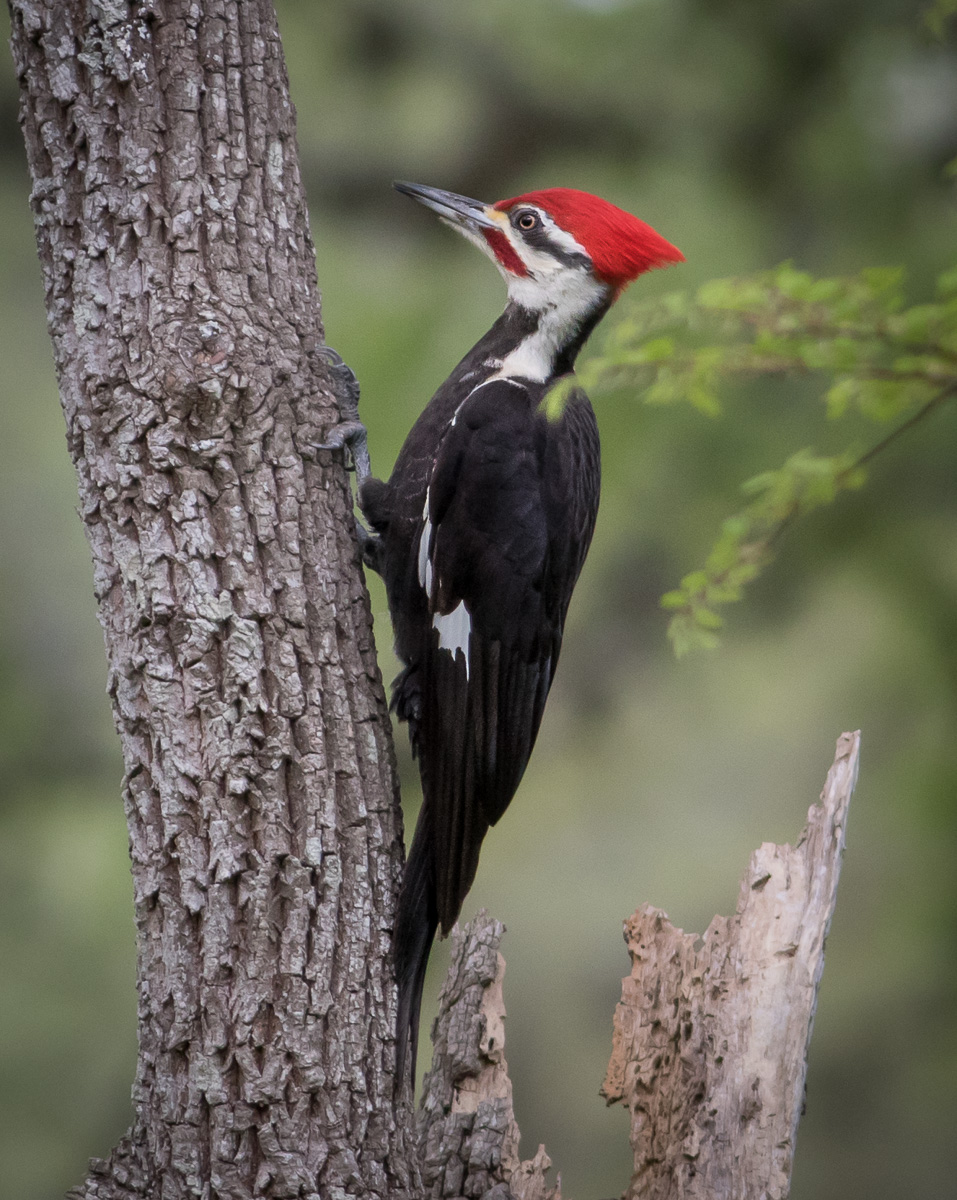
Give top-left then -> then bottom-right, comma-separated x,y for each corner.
316,418 -> 371,478
314,345 -> 380,569
357,522 -> 383,572
316,347 -> 371,485
318,345 -> 361,414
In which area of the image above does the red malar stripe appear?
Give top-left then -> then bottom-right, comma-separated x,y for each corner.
482,228 -> 528,277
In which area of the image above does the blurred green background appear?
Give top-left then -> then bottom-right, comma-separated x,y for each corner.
1,0 -> 955,1196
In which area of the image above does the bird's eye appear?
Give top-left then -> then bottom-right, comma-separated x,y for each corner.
516,211 -> 539,232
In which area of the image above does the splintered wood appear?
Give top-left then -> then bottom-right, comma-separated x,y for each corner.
424,734 -> 858,1200
601,731 -> 860,1200
418,914 -> 561,1200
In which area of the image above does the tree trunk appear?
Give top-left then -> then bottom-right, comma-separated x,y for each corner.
602,730 -> 858,1199
8,1 -> 415,1195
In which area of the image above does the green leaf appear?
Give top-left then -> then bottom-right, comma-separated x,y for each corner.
800,337 -> 861,372
539,376 -> 577,422
925,0 -> 957,39
660,589 -> 689,610
740,468 -> 779,497
826,378 -> 856,419
686,383 -> 723,417
668,613 -> 721,658
937,266 -> 957,298
841,464 -> 868,491
775,264 -> 815,300
679,570 -> 709,597
890,304 -> 943,344
639,336 -> 677,362
644,375 -> 684,406
694,607 -> 724,631
860,266 -> 905,301
599,259 -> 957,656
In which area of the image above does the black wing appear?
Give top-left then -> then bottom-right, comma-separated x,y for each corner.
418,377 -> 599,934
391,376 -> 599,1084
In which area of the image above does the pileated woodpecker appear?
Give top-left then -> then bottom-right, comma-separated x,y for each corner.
357,182 -> 683,1086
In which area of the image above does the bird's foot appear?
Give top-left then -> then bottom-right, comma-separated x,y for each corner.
316,418 -> 371,481
307,345 -> 381,570
315,346 -> 371,485
355,521 -> 383,573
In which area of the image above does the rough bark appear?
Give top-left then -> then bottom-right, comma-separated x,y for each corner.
601,730 -> 860,1200
418,914 -> 560,1200
424,734 -> 858,1200
8,2 -> 414,1196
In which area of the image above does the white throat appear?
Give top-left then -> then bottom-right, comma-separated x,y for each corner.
496,269 -> 609,382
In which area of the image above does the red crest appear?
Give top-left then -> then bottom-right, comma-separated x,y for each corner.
494,188 -> 683,287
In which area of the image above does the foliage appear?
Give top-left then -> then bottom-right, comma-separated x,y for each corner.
925,0 -> 957,40
583,264 -> 957,655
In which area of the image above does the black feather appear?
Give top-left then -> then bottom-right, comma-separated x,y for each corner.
392,803 -> 438,1087
363,319 -> 602,1095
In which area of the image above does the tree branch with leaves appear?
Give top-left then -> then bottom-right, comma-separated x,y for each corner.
580,263 -> 957,653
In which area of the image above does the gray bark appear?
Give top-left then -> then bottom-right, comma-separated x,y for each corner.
418,915 -> 560,1200
8,1 -> 416,1196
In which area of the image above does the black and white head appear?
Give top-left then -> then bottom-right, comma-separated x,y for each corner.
394,181 -> 684,294
394,181 -> 683,379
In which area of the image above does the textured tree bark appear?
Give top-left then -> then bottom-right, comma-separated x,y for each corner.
418,914 -> 560,1200
8,2 -> 415,1196
423,734 -> 859,1200
602,730 -> 860,1200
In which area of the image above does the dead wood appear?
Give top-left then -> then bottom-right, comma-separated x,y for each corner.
419,914 -> 561,1200
602,731 -> 859,1199
424,733 -> 859,1200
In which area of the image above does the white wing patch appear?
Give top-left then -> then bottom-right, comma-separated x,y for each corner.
418,379 -> 528,680
417,491 -> 434,596
417,486 -> 471,678
433,600 -> 471,679
417,523 -> 434,595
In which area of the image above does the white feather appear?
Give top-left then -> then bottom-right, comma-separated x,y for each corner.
497,270 -> 608,381
417,492 -> 433,595
537,209 -> 589,258
433,600 -> 471,679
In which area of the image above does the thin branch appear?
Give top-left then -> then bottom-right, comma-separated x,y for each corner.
850,380 -> 957,470
763,379 -> 957,549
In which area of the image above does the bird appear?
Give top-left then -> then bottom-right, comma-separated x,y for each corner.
357,181 -> 683,1090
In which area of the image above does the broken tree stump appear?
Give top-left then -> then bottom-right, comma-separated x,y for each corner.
422,731 -> 860,1200
602,730 -> 860,1199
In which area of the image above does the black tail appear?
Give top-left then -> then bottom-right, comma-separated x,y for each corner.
394,806 -> 438,1095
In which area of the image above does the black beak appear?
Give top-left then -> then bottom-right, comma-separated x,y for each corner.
394,181 -> 499,231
